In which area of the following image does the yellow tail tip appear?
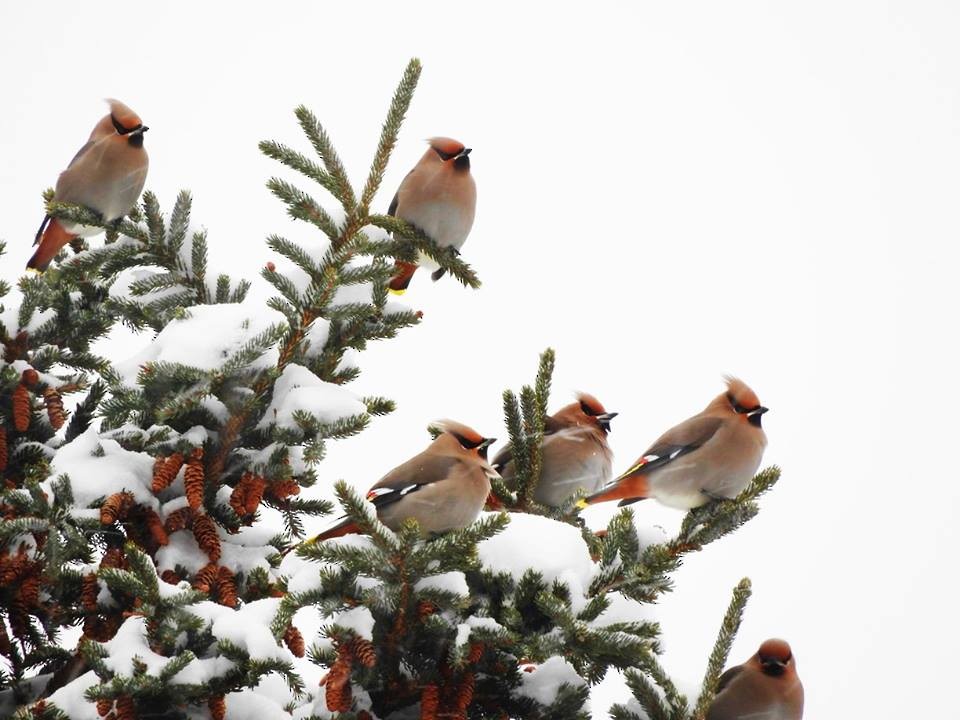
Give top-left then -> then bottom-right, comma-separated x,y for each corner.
388,287 -> 407,296
575,498 -> 589,510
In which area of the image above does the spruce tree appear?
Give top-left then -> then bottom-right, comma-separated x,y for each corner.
1,60 -> 782,719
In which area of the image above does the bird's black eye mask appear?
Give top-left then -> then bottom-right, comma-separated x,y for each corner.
433,147 -> 458,161
451,433 -> 482,450
726,392 -> 758,415
111,114 -> 142,135
580,401 -> 598,416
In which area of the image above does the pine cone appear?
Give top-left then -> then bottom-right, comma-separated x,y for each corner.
43,387 -> 65,429
193,563 -> 219,594
160,569 -> 182,585
19,575 -> 39,611
96,698 -> 114,717
192,513 -> 221,562
352,636 -> 377,668
81,573 -> 99,611
283,625 -> 306,658
0,619 -> 10,656
101,547 -> 126,569
142,508 -> 169,546
115,695 -> 136,720
325,643 -> 354,712
268,479 -> 300,501
228,474 -> 249,516
417,600 -> 437,619
184,448 -> 205,509
100,492 -> 134,525
208,694 -> 226,720
163,505 -> 195,533
230,472 -> 267,517
455,671 -> 475,713
21,368 -> 39,388
216,565 -> 238,608
12,384 -> 31,432
152,452 -> 184,493
467,642 -> 485,664
420,685 -> 440,720
9,604 -> 29,640
245,475 -> 267,514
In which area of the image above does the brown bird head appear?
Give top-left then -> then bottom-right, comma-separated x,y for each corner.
721,376 -> 768,428
428,137 -> 472,171
552,392 -> 618,434
106,99 -> 148,147
434,419 -> 496,459
754,638 -> 795,677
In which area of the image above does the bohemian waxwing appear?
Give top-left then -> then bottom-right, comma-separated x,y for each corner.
387,137 -> 476,294
28,99 -> 149,271
308,420 -> 498,541
580,377 -> 767,510
706,639 -> 804,720
492,393 -> 617,507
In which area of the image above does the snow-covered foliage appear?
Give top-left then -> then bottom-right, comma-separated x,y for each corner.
0,60 -> 779,720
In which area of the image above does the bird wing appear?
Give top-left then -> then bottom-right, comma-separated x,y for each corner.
369,452 -> 462,496
618,415 -> 724,479
490,415 -> 565,472
366,482 -> 425,509
387,166 -> 417,217
66,139 -> 96,169
714,665 -> 745,694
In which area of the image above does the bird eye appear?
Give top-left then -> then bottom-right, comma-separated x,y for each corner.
452,432 -> 482,450
727,393 -> 755,414
433,148 -> 456,161
580,401 -> 597,416
111,115 -> 141,136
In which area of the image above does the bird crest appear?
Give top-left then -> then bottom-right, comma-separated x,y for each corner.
106,98 -> 143,133
428,137 -> 466,157
723,376 -> 761,411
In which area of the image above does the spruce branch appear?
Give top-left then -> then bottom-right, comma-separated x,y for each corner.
492,349 -> 555,512
295,104 -> 356,208
690,578 -> 752,720
359,58 -> 422,214
367,213 -> 481,289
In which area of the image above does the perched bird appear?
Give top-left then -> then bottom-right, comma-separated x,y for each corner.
387,137 -> 476,294
28,99 -> 149,271
308,420 -> 498,541
492,392 -> 617,507
706,639 -> 804,720
580,377 -> 768,509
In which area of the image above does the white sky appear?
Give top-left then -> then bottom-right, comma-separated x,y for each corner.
3,2 -> 960,718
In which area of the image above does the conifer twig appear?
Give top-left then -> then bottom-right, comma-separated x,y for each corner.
690,578 -> 752,720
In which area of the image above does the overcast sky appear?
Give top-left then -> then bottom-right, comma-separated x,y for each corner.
3,2 -> 959,717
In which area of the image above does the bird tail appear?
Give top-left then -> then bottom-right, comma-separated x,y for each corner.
388,260 -> 418,295
27,217 -> 76,271
308,518 -> 361,543
485,492 -> 504,510
576,469 -> 650,509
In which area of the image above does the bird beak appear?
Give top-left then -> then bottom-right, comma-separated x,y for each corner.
132,126 -> 149,135
747,406 -> 767,428
478,437 -> 495,460
761,659 -> 787,676
456,148 -> 472,159
597,412 -> 618,432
